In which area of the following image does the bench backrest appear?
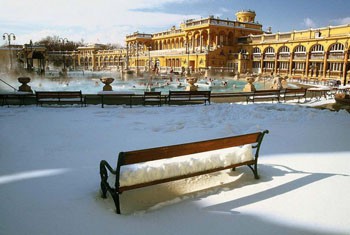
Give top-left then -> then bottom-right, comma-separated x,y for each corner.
118,131 -> 267,166
283,88 -> 307,94
143,91 -> 161,98
253,89 -> 280,95
36,91 -> 82,99
169,90 -> 210,96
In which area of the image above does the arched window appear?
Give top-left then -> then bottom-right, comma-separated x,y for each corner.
294,45 -> 306,53
328,43 -> 345,60
311,44 -> 324,53
329,43 -> 344,52
264,46 -> 275,54
253,47 -> 261,54
278,46 -> 290,53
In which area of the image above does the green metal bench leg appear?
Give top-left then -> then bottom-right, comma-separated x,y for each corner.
110,191 -> 121,214
247,164 -> 259,179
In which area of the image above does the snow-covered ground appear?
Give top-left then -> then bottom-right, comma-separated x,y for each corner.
0,99 -> 349,235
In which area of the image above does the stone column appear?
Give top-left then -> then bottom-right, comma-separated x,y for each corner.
305,51 -> 310,78
200,31 -> 203,53
289,52 -> 293,76
207,30 -> 211,49
342,50 -> 348,85
323,51 -> 328,79
192,35 -> 195,53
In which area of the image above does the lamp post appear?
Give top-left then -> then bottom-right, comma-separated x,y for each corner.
3,33 -> 16,69
58,37 -> 68,71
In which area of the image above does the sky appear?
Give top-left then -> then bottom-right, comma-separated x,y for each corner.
1,0 -> 350,46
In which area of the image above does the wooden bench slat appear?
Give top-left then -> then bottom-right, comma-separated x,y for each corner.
122,132 -> 261,165
280,88 -> 307,102
247,89 -> 280,103
35,91 -> 85,106
168,90 -> 211,105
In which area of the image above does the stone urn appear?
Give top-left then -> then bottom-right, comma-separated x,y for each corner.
281,76 -> 288,89
243,76 -> 256,92
271,76 -> 283,90
100,77 -> 114,91
18,77 -> 33,93
185,76 -> 198,91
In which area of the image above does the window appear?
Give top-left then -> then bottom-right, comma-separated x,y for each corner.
293,62 -> 305,70
253,47 -> 261,54
311,44 -> 324,53
264,61 -> 274,69
253,61 -> 261,68
329,43 -> 344,52
328,62 -> 343,71
264,47 -> 275,54
294,45 -> 306,53
278,62 -> 289,69
278,46 -> 290,53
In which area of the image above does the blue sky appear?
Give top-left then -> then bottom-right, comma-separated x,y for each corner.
1,0 -> 350,46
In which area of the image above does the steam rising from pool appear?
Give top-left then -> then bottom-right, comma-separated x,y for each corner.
0,71 -> 264,94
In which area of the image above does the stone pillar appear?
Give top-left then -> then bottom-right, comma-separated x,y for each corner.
289,52 -> 293,76
323,51 -> 328,79
207,30 -> 211,49
200,31 -> 203,53
343,50 -> 349,85
305,51 -> 310,78
192,35 -> 195,53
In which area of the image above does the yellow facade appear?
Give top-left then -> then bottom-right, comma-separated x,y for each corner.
246,25 -> 350,84
76,10 -> 350,84
77,10 -> 263,75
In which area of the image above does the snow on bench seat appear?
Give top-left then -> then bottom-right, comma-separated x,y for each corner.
119,144 -> 253,187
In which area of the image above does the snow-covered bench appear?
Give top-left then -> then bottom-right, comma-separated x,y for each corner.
247,89 -> 281,103
168,90 -> 211,105
280,88 -> 308,102
99,130 -> 269,214
143,91 -> 162,106
35,91 -> 86,106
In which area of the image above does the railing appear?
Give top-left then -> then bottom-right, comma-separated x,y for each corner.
293,54 -> 307,60
264,54 -> 275,60
0,78 -> 17,91
328,53 -> 344,60
278,54 -> 290,60
310,53 -> 324,60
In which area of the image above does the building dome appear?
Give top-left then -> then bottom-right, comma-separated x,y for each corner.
235,10 -> 256,23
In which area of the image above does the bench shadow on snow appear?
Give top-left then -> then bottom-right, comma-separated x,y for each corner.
99,162 -> 348,234
102,163 -> 346,211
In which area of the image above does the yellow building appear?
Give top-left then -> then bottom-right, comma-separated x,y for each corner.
76,10 -> 350,84
76,44 -> 125,71
124,10 -> 262,75
77,10 -> 263,75
245,25 -> 350,84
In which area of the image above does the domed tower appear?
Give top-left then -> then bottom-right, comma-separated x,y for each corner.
235,10 -> 256,23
